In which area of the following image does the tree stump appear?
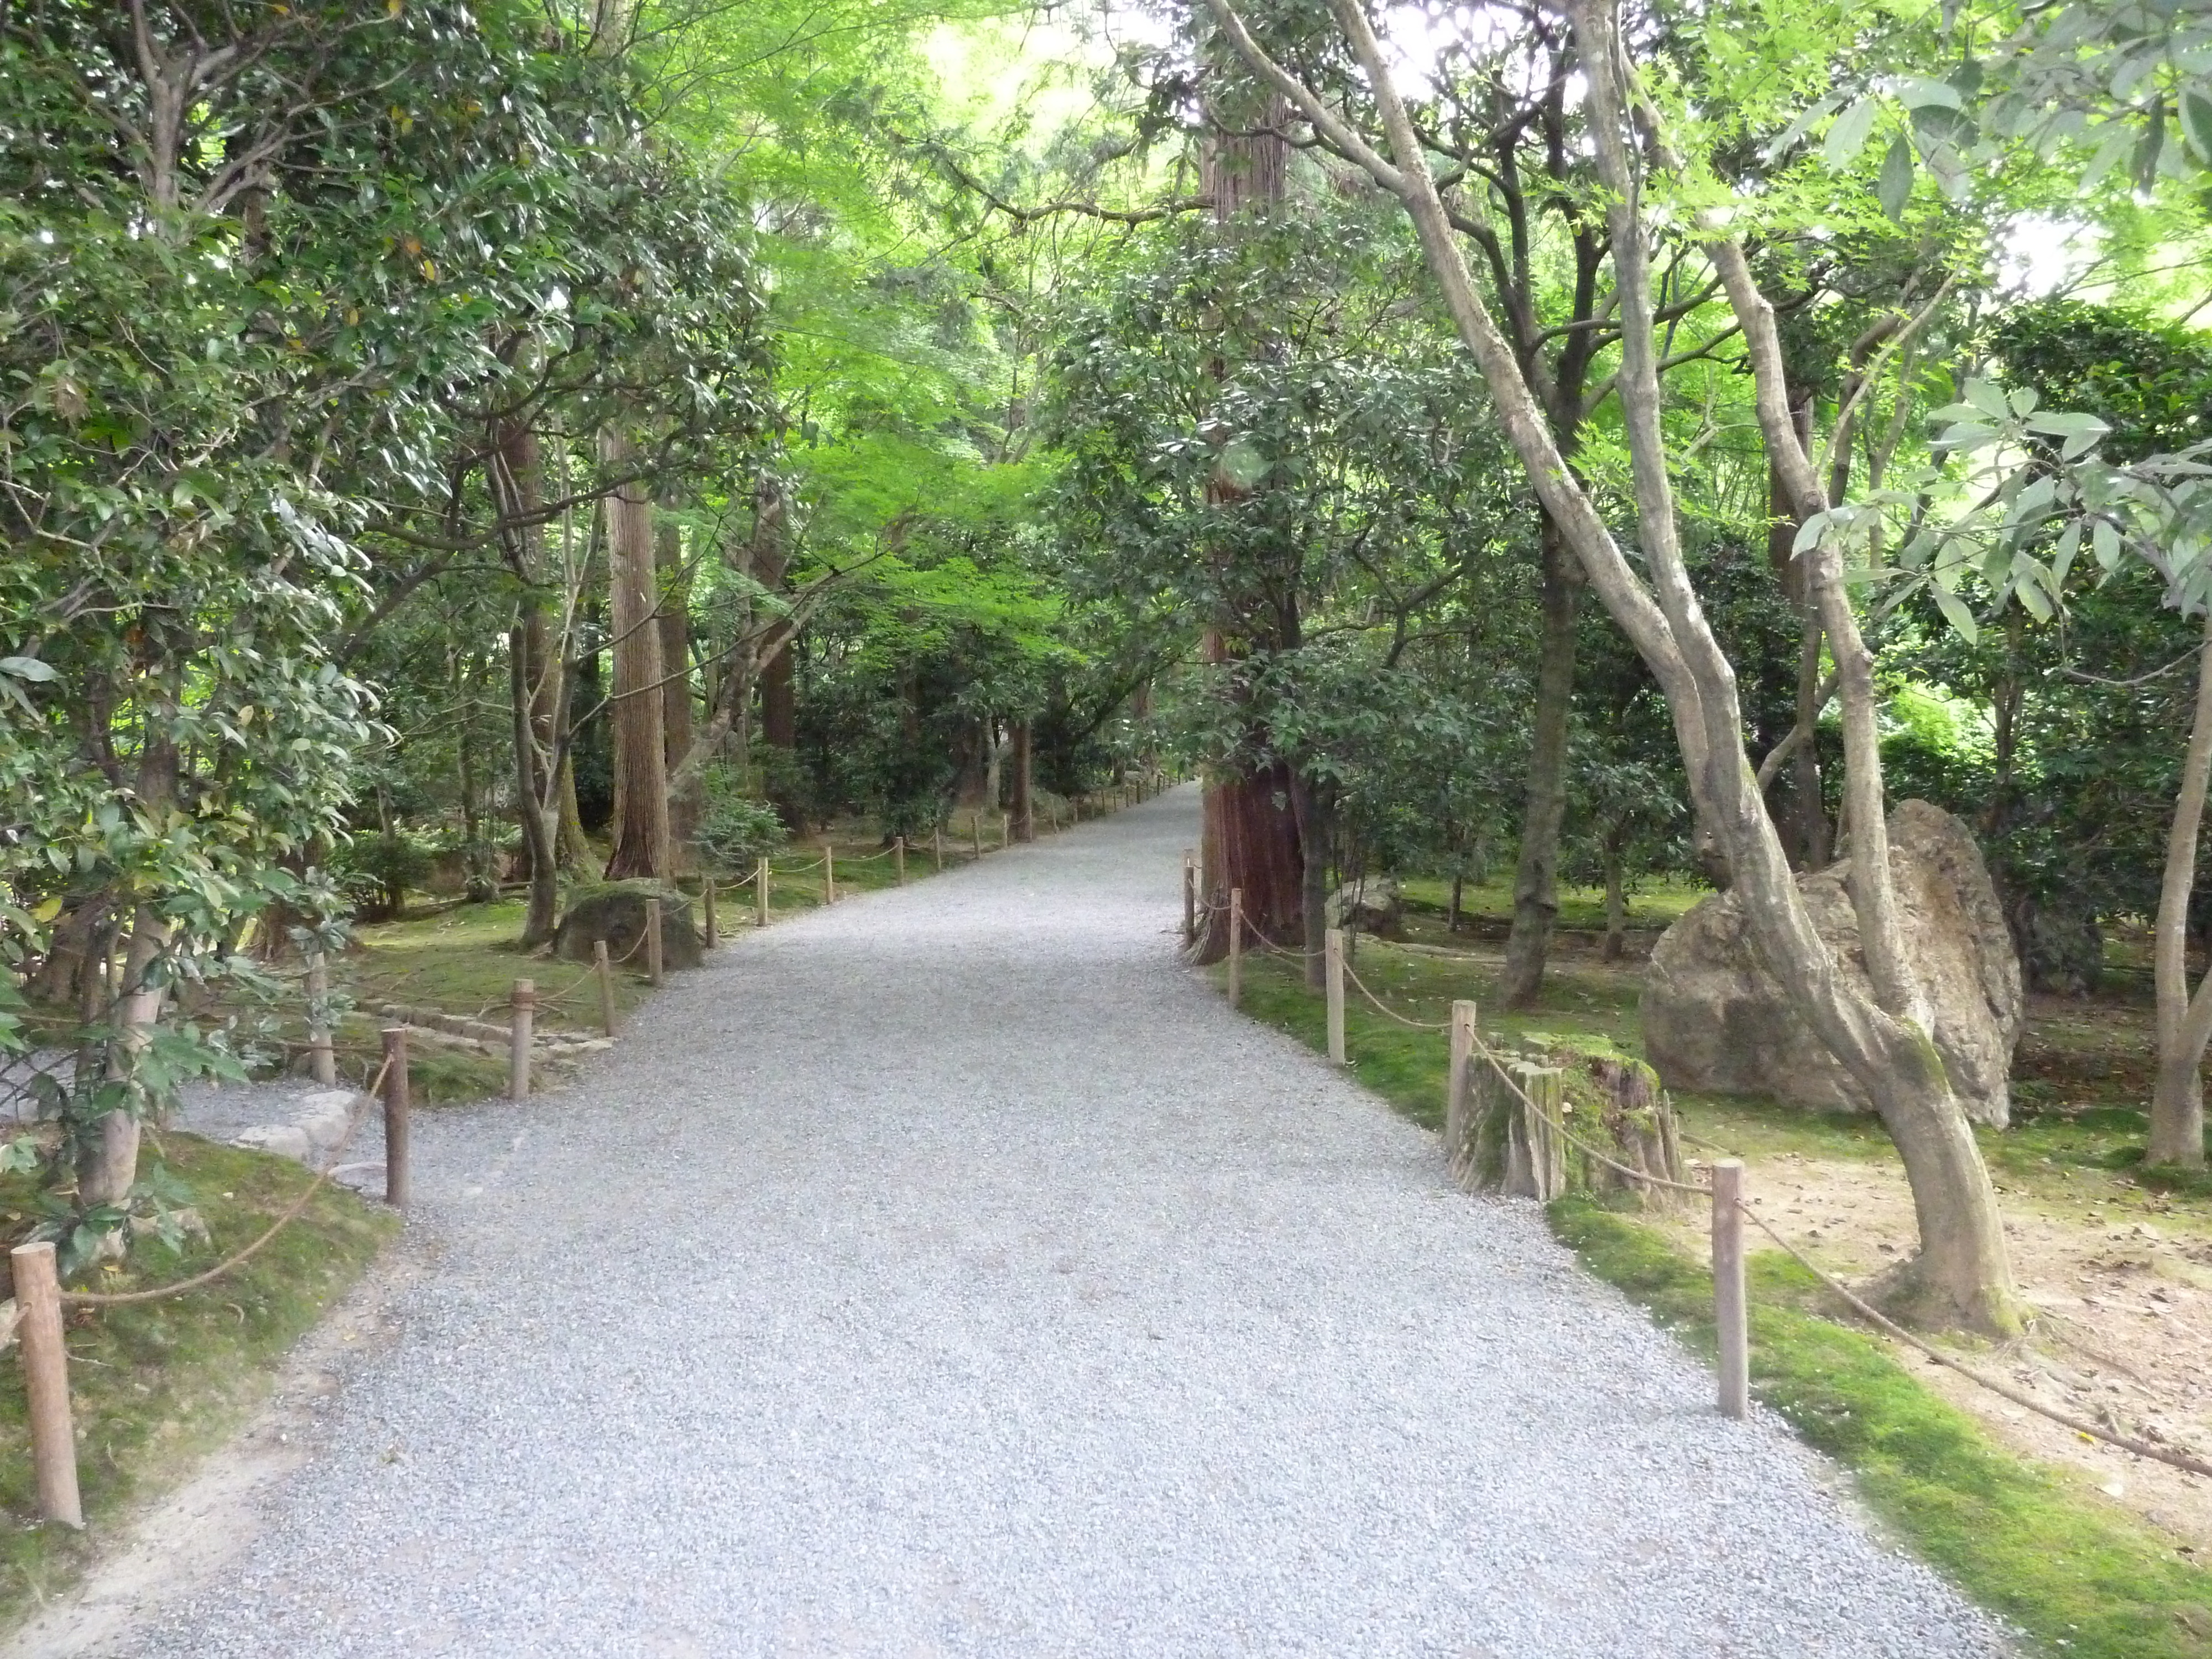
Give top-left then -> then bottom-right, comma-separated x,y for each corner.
1454,1058 -> 1567,1201
1447,1040 -> 1684,1209
1572,1053 -> 1687,1208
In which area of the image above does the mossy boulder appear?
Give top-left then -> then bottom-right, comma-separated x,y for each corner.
1641,800 -> 2022,1126
553,880 -> 702,971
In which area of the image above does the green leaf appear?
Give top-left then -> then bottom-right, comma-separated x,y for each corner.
1933,583 -> 1980,643
2092,518 -> 2123,571
2133,105 -> 2167,193
2183,89 -> 2212,163
1877,135 -> 1915,220
0,656 -> 58,682
1897,77 -> 1963,111
1824,98 -> 1881,170
1965,379 -> 2013,420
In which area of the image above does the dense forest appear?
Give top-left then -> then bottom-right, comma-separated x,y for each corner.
4,0 -> 2212,1358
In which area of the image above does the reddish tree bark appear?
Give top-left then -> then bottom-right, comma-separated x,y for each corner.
1191,96 -> 1308,965
602,431 -> 670,879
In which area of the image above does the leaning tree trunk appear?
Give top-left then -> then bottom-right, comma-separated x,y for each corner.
493,417 -> 567,945
1232,0 -> 2020,1329
2149,610 -> 2212,1166
1498,512 -> 1580,1007
602,430 -> 670,880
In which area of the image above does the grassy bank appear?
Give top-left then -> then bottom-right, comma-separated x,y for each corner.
0,1134 -> 397,1626
1228,943 -> 2212,1659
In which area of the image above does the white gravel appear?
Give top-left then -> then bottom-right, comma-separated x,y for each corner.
110,787 -> 2012,1657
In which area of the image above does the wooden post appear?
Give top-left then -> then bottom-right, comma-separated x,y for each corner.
999,811 -> 1009,850
1228,887 -> 1244,1009
933,828 -> 944,871
1443,1000 -> 1478,1185
1712,1159 -> 1749,1420
1326,927 -> 1347,1065
823,845 -> 836,904
757,857 -> 770,926
11,1241 -> 81,1528
306,951 -> 336,1086
508,978 -> 534,1101
645,896 -> 664,987
594,940 -> 618,1037
381,1026 -> 410,1209
1182,851 -> 1197,945
895,837 -> 907,885
972,812 -> 983,858
702,878 -> 718,948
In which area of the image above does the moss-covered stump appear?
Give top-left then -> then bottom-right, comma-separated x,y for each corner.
552,881 -> 701,971
1452,1037 -> 1686,1209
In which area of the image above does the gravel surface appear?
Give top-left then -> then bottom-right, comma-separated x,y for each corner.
107,789 -> 2011,1657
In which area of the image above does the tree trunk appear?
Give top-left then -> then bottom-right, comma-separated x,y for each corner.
1192,93 -> 1306,969
1791,618 -> 1828,868
1010,720 -> 1035,841
512,618 -> 562,947
1499,511 -> 1579,1007
492,416 -> 570,943
753,479 -> 802,830
82,728 -> 176,1207
602,430 -> 670,879
656,508 -> 696,867
557,755 -> 590,867
1602,822 -> 1627,962
1196,758 -> 1303,963
982,716 -> 1003,810
2149,610 -> 2212,1166
1290,773 -> 1333,990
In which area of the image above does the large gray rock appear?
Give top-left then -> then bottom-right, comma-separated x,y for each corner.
554,881 -> 702,970
1641,801 -> 2023,1126
1327,875 -> 1404,939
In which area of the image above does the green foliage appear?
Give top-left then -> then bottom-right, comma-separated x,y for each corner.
333,833 -> 437,924
695,770 -> 791,869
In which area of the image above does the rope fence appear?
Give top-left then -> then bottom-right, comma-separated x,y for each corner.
1188,849 -> 2212,1480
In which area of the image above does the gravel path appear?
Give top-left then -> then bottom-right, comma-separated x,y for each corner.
103,789 -> 2009,1657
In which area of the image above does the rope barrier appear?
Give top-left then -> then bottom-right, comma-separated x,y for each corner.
60,1053 -> 393,1308
1339,957 -> 1449,1030
1202,877 -> 2212,1478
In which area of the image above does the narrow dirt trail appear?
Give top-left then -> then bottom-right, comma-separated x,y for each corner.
29,790 -> 2010,1657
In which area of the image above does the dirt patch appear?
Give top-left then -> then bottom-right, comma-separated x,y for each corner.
1658,1152 -> 2212,1554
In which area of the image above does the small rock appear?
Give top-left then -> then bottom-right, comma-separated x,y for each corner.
233,1124 -> 312,1161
